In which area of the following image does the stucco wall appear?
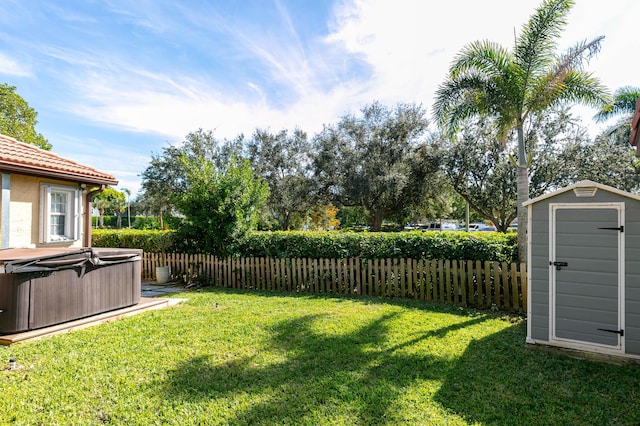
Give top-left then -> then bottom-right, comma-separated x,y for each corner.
4,174 -> 85,249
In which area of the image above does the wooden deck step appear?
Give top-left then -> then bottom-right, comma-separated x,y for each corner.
0,297 -> 182,345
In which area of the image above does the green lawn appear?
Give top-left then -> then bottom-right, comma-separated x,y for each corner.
1,288 -> 638,425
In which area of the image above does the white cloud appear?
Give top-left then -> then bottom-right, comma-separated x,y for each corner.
0,51 -> 32,77
326,0 -> 567,111
69,69 -> 364,142
326,0 -> 640,128
50,0 -> 640,151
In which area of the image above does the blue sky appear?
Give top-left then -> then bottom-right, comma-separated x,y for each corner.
1,0 -> 639,195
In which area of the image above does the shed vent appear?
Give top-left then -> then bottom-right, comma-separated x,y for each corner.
573,187 -> 598,197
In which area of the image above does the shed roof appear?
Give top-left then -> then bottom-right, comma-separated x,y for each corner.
523,180 -> 640,207
0,133 -> 117,186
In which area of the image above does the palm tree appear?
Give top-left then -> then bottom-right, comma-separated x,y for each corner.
433,0 -> 610,263
594,86 -> 640,144
121,188 -> 132,228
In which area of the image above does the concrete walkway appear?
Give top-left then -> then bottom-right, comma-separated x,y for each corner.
141,281 -> 187,297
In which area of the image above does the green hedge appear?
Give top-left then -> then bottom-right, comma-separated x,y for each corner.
92,229 -> 177,253
92,229 -> 517,263
235,231 -> 517,262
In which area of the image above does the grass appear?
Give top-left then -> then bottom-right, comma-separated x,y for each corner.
1,288 -> 639,425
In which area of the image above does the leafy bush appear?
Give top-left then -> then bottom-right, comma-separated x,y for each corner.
234,231 -> 517,262
173,155 -> 269,255
91,229 -> 518,262
92,229 -> 177,254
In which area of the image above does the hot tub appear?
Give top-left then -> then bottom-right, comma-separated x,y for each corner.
0,247 -> 141,334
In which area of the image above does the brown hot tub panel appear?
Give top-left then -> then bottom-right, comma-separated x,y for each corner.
0,248 -> 141,334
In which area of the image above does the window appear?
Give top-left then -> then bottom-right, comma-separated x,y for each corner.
40,184 -> 81,243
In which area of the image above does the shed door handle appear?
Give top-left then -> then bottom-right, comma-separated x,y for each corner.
598,328 -> 624,336
551,261 -> 568,270
597,226 -> 624,232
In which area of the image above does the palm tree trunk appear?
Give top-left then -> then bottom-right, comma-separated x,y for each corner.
99,208 -> 105,228
517,166 -> 528,263
516,124 -> 528,264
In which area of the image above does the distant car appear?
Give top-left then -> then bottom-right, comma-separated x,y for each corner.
421,222 -> 458,231
468,223 -> 496,232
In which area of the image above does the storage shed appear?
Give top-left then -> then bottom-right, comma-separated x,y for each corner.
524,180 -> 640,359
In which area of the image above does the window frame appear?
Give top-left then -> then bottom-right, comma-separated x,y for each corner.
39,184 -> 81,243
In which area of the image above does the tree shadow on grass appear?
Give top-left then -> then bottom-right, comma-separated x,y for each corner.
163,310 -> 492,424
434,323 -> 640,425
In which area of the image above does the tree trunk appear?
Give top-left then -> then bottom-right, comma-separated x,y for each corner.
99,208 -> 105,228
370,210 -> 384,232
516,123 -> 529,264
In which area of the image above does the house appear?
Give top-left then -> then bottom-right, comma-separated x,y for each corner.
0,133 -> 117,249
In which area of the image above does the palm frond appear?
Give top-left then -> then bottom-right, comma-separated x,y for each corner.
558,37 -> 604,71
450,40 -> 512,78
546,71 -> 610,110
434,76 -> 489,138
524,37 -> 609,117
515,0 -> 573,90
594,86 -> 640,122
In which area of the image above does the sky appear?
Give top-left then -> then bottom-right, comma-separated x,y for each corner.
1,0 -> 638,196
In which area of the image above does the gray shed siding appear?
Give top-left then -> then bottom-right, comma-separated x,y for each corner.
528,186 -> 640,357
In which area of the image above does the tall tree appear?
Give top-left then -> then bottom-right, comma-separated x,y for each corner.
568,133 -> 640,192
444,123 -> 517,232
313,102 -> 442,231
445,110 -> 639,232
0,83 -> 50,150
433,0 -> 610,262
247,128 -> 315,230
140,129 -> 243,228
92,187 -> 126,228
121,188 -> 132,228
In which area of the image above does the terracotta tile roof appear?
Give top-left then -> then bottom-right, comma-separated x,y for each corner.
0,133 -> 118,185
630,97 -> 640,155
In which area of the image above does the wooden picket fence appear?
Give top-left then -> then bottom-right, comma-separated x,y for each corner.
142,253 -> 527,312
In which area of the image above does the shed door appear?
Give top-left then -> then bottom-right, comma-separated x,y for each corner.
551,205 -> 624,350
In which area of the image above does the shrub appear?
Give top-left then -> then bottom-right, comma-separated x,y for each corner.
92,229 -> 177,254
234,231 -> 517,262
173,155 -> 269,255
91,229 -> 518,263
